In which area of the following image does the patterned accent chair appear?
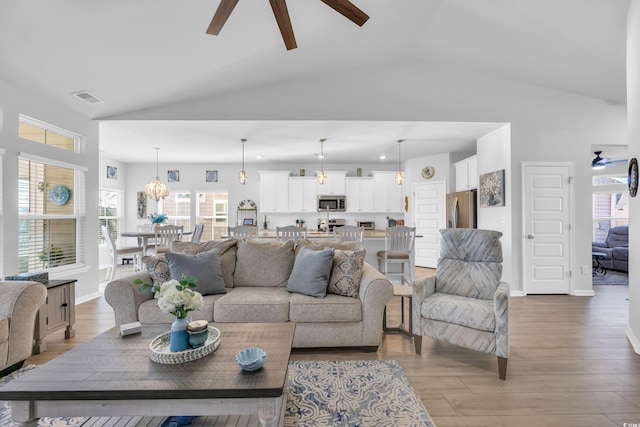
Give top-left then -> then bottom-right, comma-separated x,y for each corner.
412,228 -> 510,380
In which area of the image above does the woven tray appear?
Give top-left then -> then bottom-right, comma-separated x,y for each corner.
149,326 -> 221,364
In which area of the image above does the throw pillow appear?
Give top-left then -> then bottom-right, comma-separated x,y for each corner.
328,249 -> 366,298
165,249 -> 226,296
287,247 -> 335,298
141,254 -> 171,286
234,240 -> 295,287
171,239 -> 238,288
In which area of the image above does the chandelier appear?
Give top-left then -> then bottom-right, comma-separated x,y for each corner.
238,138 -> 248,185
395,139 -> 405,185
144,148 -> 170,202
317,139 -> 327,185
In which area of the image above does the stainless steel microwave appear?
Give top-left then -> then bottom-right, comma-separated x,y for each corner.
318,195 -> 346,212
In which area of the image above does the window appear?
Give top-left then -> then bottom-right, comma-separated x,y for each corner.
18,156 -> 86,272
19,115 -> 77,152
99,190 -> 123,244
196,192 -> 228,240
159,192 -> 191,231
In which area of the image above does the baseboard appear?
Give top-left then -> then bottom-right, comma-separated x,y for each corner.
510,290 -> 525,297
626,326 -> 640,354
76,291 -> 102,305
573,290 -> 595,297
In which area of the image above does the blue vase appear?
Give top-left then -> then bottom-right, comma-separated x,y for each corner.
170,317 -> 189,352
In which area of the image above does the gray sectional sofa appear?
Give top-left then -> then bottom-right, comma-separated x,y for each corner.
105,238 -> 393,351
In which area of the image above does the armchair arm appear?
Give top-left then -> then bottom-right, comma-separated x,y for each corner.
104,272 -> 154,325
494,281 -> 510,359
592,241 -> 609,249
412,275 -> 436,336
359,263 -> 393,346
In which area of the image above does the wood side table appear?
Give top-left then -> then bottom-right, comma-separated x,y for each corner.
33,279 -> 76,354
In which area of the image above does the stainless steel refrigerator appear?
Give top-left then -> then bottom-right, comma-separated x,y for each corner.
446,190 -> 477,228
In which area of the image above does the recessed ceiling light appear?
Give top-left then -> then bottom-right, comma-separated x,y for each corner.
256,155 -> 263,159
379,155 -> 386,160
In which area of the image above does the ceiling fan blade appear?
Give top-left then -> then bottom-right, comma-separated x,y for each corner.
269,0 -> 297,50
206,0 -> 240,35
320,0 -> 369,26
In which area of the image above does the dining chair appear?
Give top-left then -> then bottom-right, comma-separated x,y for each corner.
333,225 -> 365,247
102,225 -> 142,281
149,225 -> 184,255
276,225 -> 307,245
227,225 -> 258,240
376,225 -> 416,286
191,223 -> 204,243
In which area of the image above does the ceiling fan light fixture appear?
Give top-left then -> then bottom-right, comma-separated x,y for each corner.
395,139 -> 405,185
145,148 -> 170,202
238,138 -> 248,185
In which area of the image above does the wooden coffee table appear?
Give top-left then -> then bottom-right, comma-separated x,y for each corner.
0,322 -> 295,427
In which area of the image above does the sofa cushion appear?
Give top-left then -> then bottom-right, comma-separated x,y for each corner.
171,239 -> 237,288
328,249 -> 366,298
141,255 -> 171,286
213,288 -> 290,322
421,292 -> 495,332
296,239 -> 361,254
0,317 -> 8,343
165,250 -> 226,296
289,293 -> 362,322
138,294 -> 222,323
234,240 -> 295,287
286,247 -> 334,298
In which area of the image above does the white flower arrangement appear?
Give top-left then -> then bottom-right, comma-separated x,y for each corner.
135,275 -> 203,318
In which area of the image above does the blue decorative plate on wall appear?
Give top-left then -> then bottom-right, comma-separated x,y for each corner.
49,185 -> 70,206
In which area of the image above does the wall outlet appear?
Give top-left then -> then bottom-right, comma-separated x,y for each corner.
581,265 -> 590,275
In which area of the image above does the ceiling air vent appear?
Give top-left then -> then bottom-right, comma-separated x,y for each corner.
72,90 -> 104,105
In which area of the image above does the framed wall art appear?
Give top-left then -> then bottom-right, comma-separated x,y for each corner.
629,158 -> 638,197
168,170 -> 180,182
479,169 -> 505,208
206,170 -> 218,183
136,191 -> 147,219
107,165 -> 117,180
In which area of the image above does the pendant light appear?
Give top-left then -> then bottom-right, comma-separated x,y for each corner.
144,147 -> 170,202
317,138 -> 327,185
395,139 -> 405,185
238,138 -> 248,185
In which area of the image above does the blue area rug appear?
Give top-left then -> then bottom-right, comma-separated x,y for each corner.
1,360 -> 434,427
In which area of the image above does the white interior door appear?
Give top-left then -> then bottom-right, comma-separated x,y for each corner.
523,164 -> 573,294
413,181 -> 446,268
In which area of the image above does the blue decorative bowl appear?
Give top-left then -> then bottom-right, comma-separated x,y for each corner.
235,347 -> 266,372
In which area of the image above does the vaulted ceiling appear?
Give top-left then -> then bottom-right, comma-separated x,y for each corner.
0,0 -> 630,163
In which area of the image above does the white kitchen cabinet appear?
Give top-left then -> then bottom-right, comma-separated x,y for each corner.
259,171 -> 290,212
373,172 -> 403,213
289,177 -> 318,212
317,171 -> 347,195
346,177 -> 375,212
454,155 -> 478,191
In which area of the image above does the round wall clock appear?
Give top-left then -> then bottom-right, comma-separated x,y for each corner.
421,166 -> 435,180
49,185 -> 70,206
629,158 -> 638,197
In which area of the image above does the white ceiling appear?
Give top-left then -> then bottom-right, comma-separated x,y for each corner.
0,0 -> 630,164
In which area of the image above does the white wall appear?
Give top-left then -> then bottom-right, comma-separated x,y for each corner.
477,125 -> 513,289
626,0 -> 640,351
110,60 -> 627,293
0,77 -> 100,301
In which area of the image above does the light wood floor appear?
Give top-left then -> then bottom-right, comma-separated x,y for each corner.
27,269 -> 640,427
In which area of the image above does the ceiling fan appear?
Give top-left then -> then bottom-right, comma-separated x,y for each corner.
206,0 -> 370,50
592,151 -> 627,169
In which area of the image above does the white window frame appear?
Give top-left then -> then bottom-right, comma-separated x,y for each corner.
99,188 -> 125,246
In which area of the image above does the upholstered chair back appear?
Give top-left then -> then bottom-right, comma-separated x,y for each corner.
605,225 -> 628,248
436,228 -> 503,300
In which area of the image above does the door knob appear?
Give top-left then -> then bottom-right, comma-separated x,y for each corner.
527,234 -> 534,239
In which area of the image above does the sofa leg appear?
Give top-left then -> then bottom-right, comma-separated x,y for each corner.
497,356 -> 508,380
413,335 -> 422,354
362,346 -> 378,353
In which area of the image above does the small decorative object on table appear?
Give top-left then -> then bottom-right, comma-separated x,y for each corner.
187,320 -> 209,348
135,275 -> 203,352
236,346 -> 266,372
295,218 -> 305,228
148,212 -> 168,225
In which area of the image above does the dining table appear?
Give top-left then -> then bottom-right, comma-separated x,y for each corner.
120,230 -> 192,256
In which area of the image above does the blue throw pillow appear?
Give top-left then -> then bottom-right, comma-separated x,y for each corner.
286,247 -> 335,298
166,249 -> 226,295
